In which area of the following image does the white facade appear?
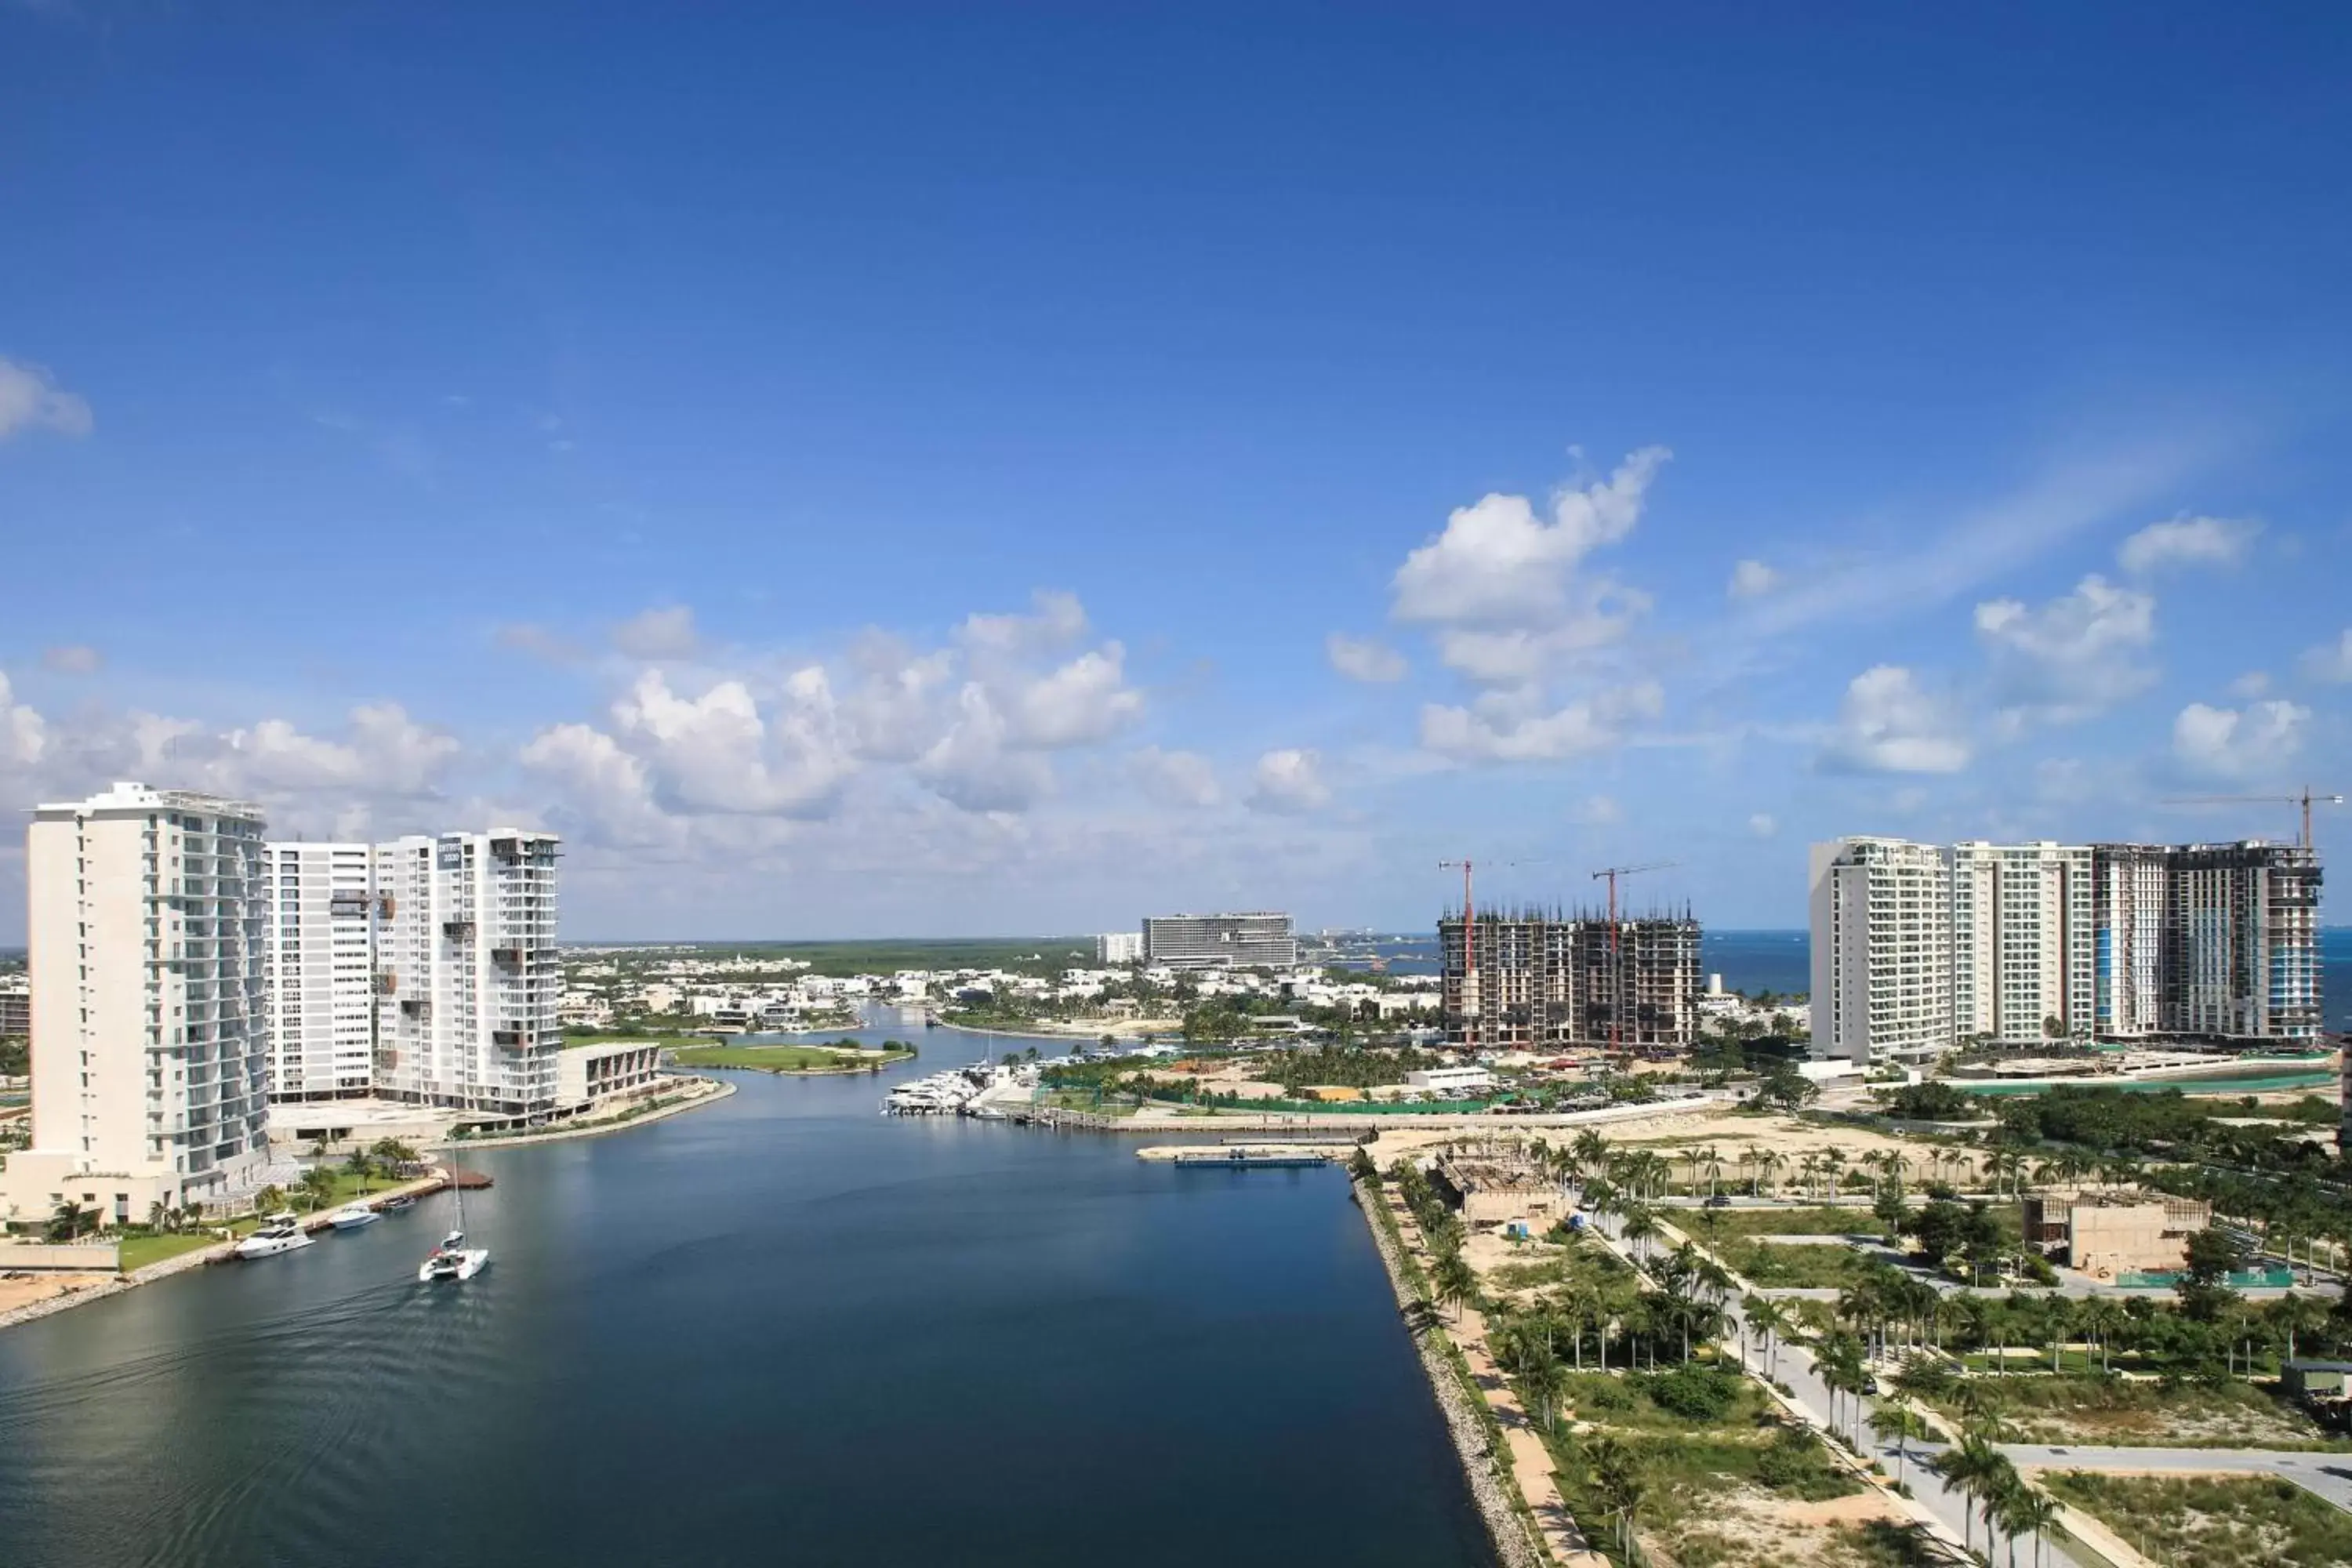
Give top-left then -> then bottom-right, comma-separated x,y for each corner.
264,840 -> 379,1102
2,783 -> 272,1224
2092,844 -> 2169,1039
1809,837 -> 1955,1067
1953,840 -> 2094,1045
373,831 -> 563,1118
1406,1065 -> 1495,1094
1095,931 -> 1143,964
1142,913 -> 1296,969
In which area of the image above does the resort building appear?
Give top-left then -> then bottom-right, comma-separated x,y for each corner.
373,831 -> 563,1118
1952,840 -> 2095,1046
0,783 -> 274,1225
555,1037 -> 664,1112
1813,833 -> 2323,1065
263,840 -> 380,1102
1809,837 -> 1955,1067
1094,931 -> 1144,964
1436,908 -> 1701,1051
1142,912 -> 1296,970
0,974 -> 27,1037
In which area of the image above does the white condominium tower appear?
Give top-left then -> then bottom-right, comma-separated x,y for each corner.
1809,837 -> 1955,1067
264,840 -> 380,1102
1952,840 -> 2094,1045
373,831 -> 561,1116
1,783 -> 271,1225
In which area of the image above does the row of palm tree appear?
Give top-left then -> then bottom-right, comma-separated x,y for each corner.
1932,1429 -> 2063,1568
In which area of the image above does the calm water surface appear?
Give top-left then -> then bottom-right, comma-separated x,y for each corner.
0,1045 -> 1490,1568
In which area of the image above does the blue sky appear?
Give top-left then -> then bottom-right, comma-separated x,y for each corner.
2,4 -> 2350,940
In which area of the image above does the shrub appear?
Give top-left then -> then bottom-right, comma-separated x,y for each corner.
1644,1364 -> 1741,1421
1755,1426 -> 1827,1490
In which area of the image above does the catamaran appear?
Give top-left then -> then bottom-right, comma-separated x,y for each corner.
234,1212 -> 314,1259
417,1178 -> 489,1282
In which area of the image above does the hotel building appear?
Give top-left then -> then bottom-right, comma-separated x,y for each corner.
1,783 -> 273,1225
1142,912 -> 1296,970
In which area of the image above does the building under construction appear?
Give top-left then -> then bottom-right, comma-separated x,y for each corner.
1437,906 -> 1702,1051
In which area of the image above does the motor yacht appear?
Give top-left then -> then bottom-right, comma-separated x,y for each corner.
328,1202 -> 380,1230
234,1213 -> 315,1259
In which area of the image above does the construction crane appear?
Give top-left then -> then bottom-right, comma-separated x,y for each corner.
2159,786 -> 2343,851
1588,861 -> 1679,1057
1437,858 -> 1547,1049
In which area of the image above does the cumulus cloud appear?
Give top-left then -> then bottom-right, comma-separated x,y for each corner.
1419,681 -> 1662,763
1247,748 -> 1330,814
0,674 -> 49,769
2229,671 -> 2273,699
2172,699 -> 2308,782
611,604 -> 701,660
1748,812 -> 1778,838
519,723 -> 674,847
1326,633 -> 1407,683
2118,514 -> 2258,576
1973,574 -> 2156,725
1127,746 -> 1221,808
914,685 -> 1054,813
42,644 -> 101,674
959,590 -> 1087,656
1728,559 -> 1780,599
0,355 -> 93,441
1392,447 -> 1668,670
1820,666 -> 1971,775
2300,629 -> 2352,684
1000,645 -> 1143,747
608,666 -> 851,818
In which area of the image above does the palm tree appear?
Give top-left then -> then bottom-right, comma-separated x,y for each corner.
2002,1486 -> 2062,1568
1746,1295 -> 1792,1384
298,1167 -> 337,1212
1561,1280 -> 1599,1372
1584,1433 -> 1650,1562
1522,1356 -> 1570,1434
1621,1205 -> 1660,1265
1868,1405 -> 1920,1490
46,1201 -> 93,1243
1742,1144 -> 1767,1196
252,1183 -> 286,1217
1432,1252 -> 1479,1325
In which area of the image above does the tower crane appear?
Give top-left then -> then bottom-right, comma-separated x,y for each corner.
1438,858 -> 1547,1049
2159,786 -> 2343,851
1588,861 -> 1679,1056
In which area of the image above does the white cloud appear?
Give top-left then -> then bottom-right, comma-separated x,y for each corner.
611,604 -> 700,660
837,635 -> 955,762
1327,633 -> 1407,683
958,590 -> 1087,656
1748,812 -> 1777,838
518,723 -> 674,848
42,644 -> 101,674
1728,560 -> 1780,599
1128,746 -> 1221,808
2118,514 -> 2259,576
1000,645 -> 1143,748
608,666 -> 852,817
0,673 -> 49,768
1571,794 -> 1622,826
2172,699 -> 2308,782
0,355 -> 93,441
1247,748 -> 1330,813
1973,573 -> 2156,725
914,685 -> 1054,813
214,702 -> 459,796
2299,629 -> 2352,684
1820,666 -> 1971,775
2229,670 -> 2272,699
1391,447 -> 1668,662
1419,681 -> 1663,763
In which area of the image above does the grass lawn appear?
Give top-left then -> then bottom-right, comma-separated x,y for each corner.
1719,1237 -> 1871,1289
117,1231 -> 222,1272
2043,1472 -> 2352,1567
670,1044 -> 912,1073
1686,1205 -> 1893,1240
1928,1373 -> 2343,1450
1034,1088 -> 1139,1117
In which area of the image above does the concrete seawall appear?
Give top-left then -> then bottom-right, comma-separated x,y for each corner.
1351,1174 -> 1544,1568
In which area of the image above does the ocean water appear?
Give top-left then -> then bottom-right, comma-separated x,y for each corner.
0,1043 -> 1490,1568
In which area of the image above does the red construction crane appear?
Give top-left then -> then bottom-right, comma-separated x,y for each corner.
2160,786 -> 2343,851
1588,861 -> 1679,1056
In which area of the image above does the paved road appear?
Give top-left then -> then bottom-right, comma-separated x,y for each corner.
1581,1203 -> 2088,1566
1999,1443 -> 2352,1512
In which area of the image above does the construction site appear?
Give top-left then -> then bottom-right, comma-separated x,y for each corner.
1438,898 -> 1702,1053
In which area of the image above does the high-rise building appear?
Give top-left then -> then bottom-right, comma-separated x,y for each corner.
1142,913 -> 1295,970
1810,833 -> 2323,1066
1095,931 -> 1143,964
1437,908 -> 1700,1050
263,840 -> 380,1102
0,975 -> 28,1038
1,783 -> 271,1226
1809,837 -> 1955,1067
267,829 -> 564,1117
1953,840 -> 2094,1046
372,831 -> 563,1117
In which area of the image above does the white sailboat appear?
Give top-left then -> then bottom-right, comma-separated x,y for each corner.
416,1176 -> 490,1283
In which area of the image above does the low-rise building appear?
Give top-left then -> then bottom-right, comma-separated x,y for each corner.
2023,1192 -> 2212,1280
1406,1065 -> 1495,1095
555,1039 -> 666,1113
0,975 -> 29,1037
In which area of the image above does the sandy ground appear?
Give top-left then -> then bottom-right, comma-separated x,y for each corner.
0,1271 -> 113,1314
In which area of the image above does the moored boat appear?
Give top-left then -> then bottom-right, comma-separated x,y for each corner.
234,1213 -> 315,1259
328,1202 -> 380,1230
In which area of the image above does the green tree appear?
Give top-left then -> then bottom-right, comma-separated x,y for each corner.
1432,1251 -> 1479,1325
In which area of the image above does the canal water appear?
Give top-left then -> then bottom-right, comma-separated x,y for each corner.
0,1040 -> 1491,1568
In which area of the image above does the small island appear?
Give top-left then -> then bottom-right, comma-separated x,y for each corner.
668,1038 -> 918,1076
